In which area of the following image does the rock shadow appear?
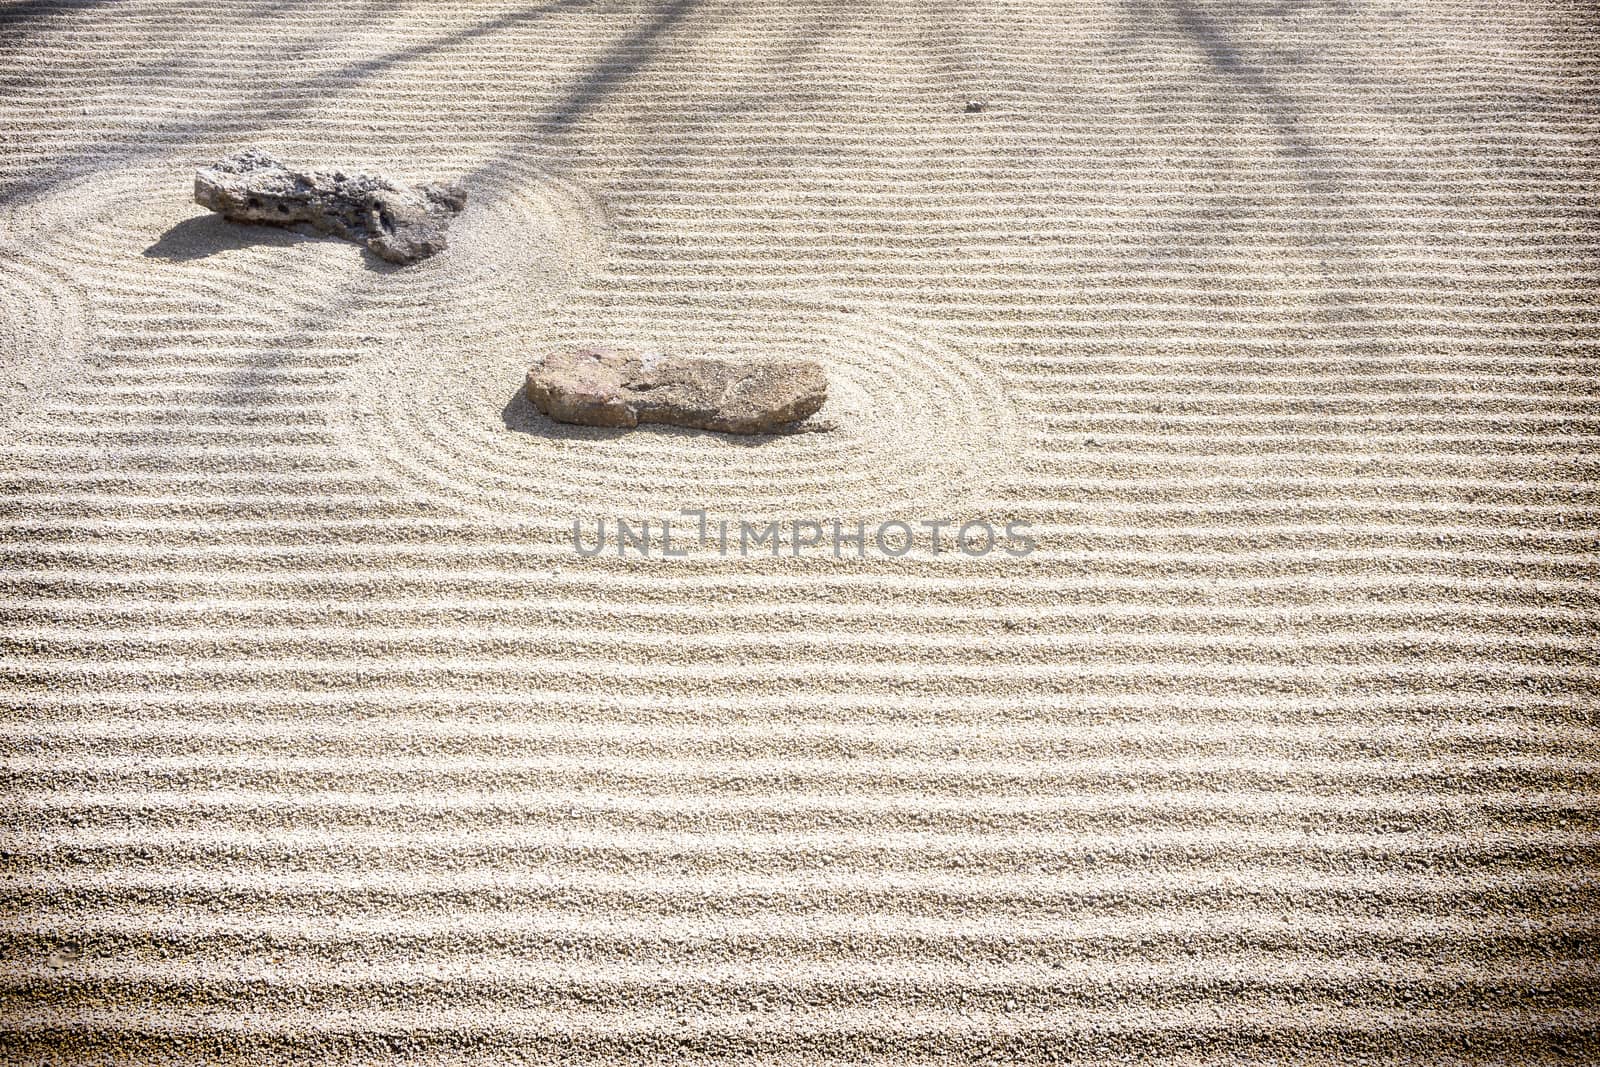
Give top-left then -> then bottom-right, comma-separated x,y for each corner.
143,212 -> 406,273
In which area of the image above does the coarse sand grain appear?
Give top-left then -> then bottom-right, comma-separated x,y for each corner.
1,0 -> 1598,1063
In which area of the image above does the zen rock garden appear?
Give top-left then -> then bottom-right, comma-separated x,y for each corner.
193,151 -> 830,435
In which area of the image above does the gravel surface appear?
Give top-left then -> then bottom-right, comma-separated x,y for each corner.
1,0 -> 1598,1063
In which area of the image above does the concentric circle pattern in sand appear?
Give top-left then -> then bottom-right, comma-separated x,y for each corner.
2,0 -> 1599,1064
336,168 -> 613,342
0,251 -> 88,426
4,160 -> 356,364
343,295 -> 1019,520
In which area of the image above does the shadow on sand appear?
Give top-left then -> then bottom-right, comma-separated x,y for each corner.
143,212 -> 407,273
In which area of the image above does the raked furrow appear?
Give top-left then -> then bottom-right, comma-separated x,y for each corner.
3,0 -> 1599,1063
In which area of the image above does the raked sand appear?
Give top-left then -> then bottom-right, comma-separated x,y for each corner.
2,0 -> 1599,1062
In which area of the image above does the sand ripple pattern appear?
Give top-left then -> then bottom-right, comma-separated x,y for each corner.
2,0 -> 1599,1063
331,170 -> 613,345
4,161 -> 349,363
343,295 -> 1019,520
0,252 -> 88,427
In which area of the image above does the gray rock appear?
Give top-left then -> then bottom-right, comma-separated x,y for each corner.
193,149 -> 466,264
526,348 -> 828,435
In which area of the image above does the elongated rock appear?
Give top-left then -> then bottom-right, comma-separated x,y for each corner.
526,348 -> 828,434
193,148 -> 466,264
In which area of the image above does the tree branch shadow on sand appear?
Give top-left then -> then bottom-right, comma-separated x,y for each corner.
0,0 -> 113,33
0,0 -> 593,204
1118,0 -> 1378,333
463,0 -> 703,198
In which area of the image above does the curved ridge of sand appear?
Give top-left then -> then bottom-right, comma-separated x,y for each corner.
2,0 -> 1599,1063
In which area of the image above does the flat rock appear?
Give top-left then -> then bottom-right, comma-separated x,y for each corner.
194,148 -> 466,264
526,348 -> 829,435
